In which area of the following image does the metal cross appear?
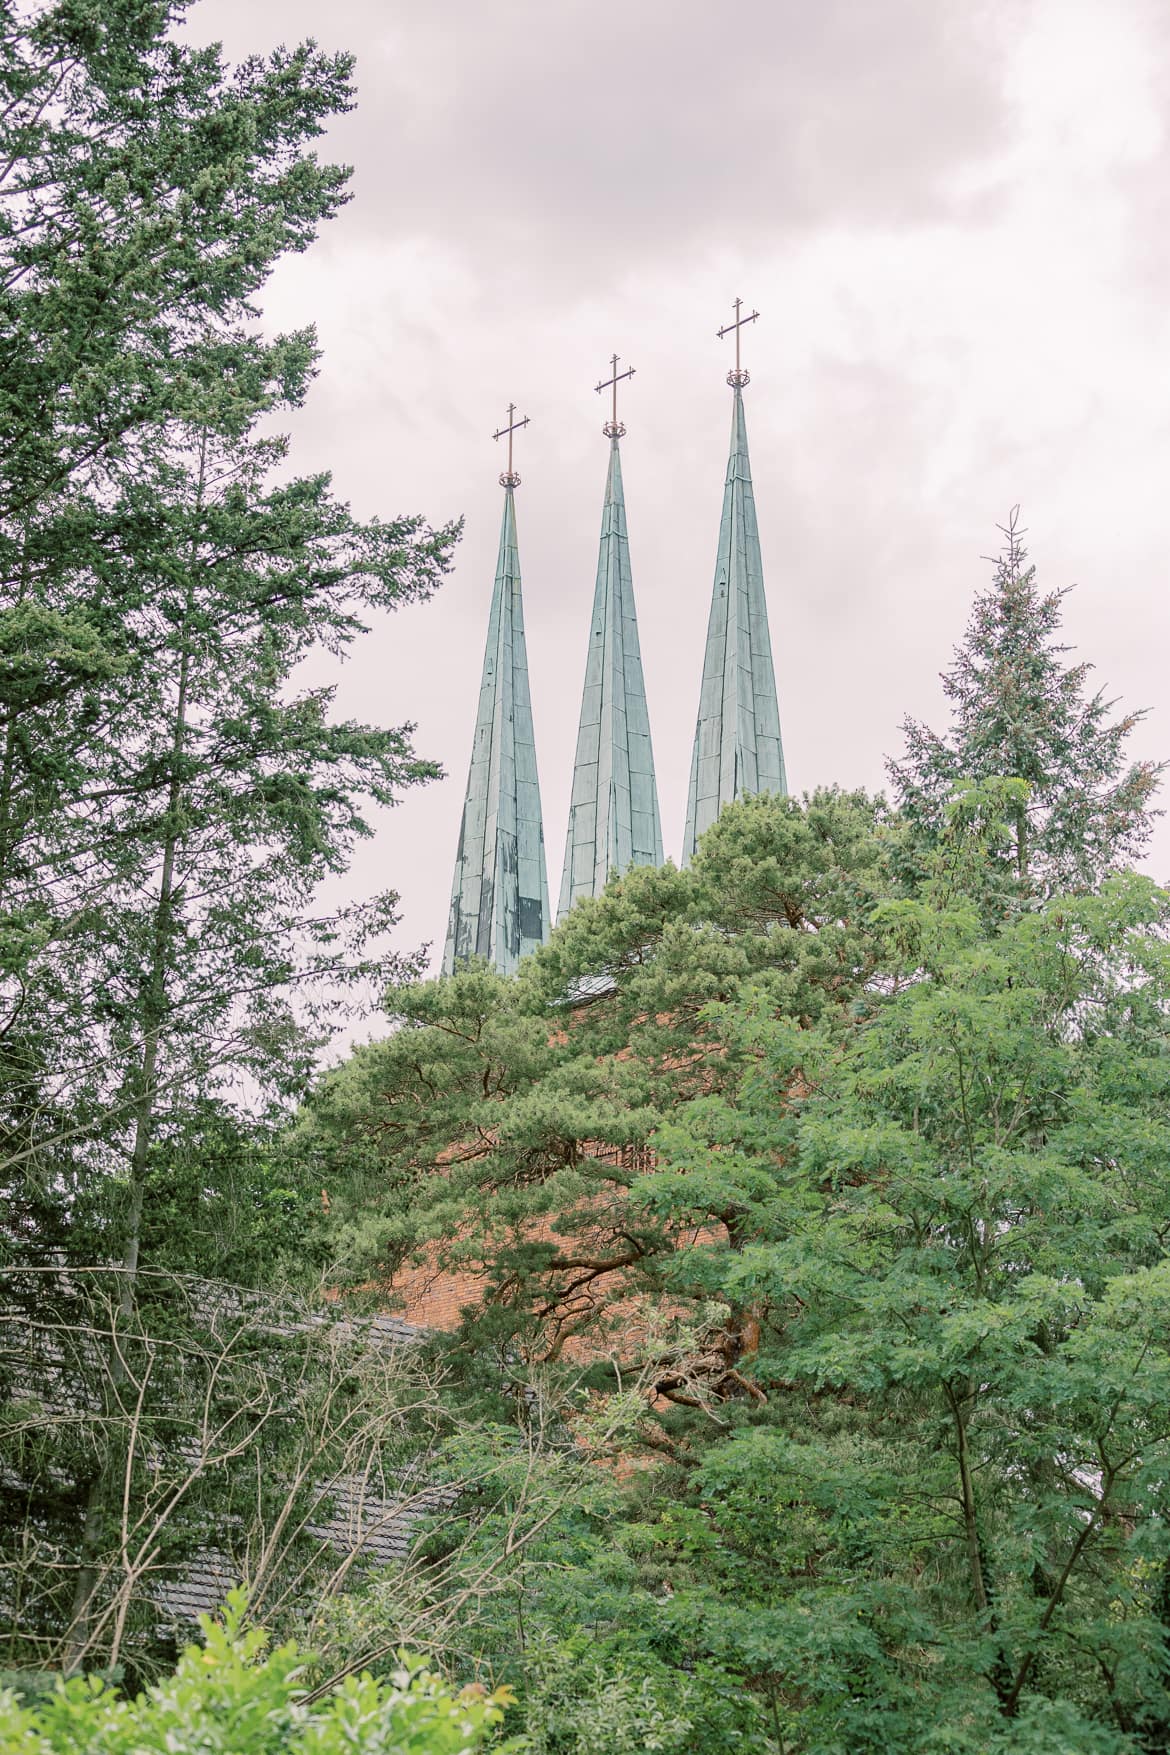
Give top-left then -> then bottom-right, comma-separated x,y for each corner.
493,401 -> 530,488
717,297 -> 759,388
595,353 -> 635,439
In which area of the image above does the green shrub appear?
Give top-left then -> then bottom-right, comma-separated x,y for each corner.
0,1590 -> 517,1754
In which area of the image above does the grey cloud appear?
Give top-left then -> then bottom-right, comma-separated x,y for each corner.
373,0 -> 1015,249
204,0 -> 1021,267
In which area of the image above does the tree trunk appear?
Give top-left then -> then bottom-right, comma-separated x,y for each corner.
65,438 -> 206,1667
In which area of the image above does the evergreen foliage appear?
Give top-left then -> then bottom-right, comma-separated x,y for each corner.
306,788 -> 898,1365
890,509 -> 1160,892
0,0 -> 455,1677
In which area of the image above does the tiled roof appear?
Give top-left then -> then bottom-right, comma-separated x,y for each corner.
2,1277 -> 441,1633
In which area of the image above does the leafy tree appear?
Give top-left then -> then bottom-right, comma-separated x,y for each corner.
627,793 -> 1170,1749
889,509 -> 1160,892
306,1368 -> 767,1754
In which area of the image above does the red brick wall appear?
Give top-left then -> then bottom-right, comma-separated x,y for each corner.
387,1141 -> 721,1364
390,1253 -> 492,1332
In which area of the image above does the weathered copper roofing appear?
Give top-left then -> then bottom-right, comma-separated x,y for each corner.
443,487 -> 550,974
682,386 -> 786,863
558,436 -> 663,917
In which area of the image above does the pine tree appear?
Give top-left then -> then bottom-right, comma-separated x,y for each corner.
0,376 -> 456,1674
0,5 -> 457,1246
889,508 -> 1161,892
304,790 -> 898,1367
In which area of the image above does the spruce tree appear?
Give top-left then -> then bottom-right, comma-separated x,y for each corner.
889,508 -> 1160,891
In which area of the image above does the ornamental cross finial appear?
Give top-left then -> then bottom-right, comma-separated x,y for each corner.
595,353 -> 635,439
493,401 -> 530,489
717,297 -> 759,389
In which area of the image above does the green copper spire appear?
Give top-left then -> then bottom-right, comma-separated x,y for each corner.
443,409 -> 550,975
559,405 -> 663,918
682,308 -> 786,863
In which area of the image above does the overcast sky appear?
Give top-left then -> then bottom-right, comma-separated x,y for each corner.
187,0 -> 1170,995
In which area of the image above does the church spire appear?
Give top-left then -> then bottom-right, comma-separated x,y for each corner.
442,405 -> 550,976
558,357 -> 663,918
682,301 -> 786,864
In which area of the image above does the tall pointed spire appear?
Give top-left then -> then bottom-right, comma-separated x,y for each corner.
443,406 -> 550,976
559,357 -> 662,917
682,301 -> 786,864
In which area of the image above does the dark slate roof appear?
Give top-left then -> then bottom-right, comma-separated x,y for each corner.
155,1469 -> 458,1627
2,1275 -> 441,1632
154,1304 -> 441,1625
